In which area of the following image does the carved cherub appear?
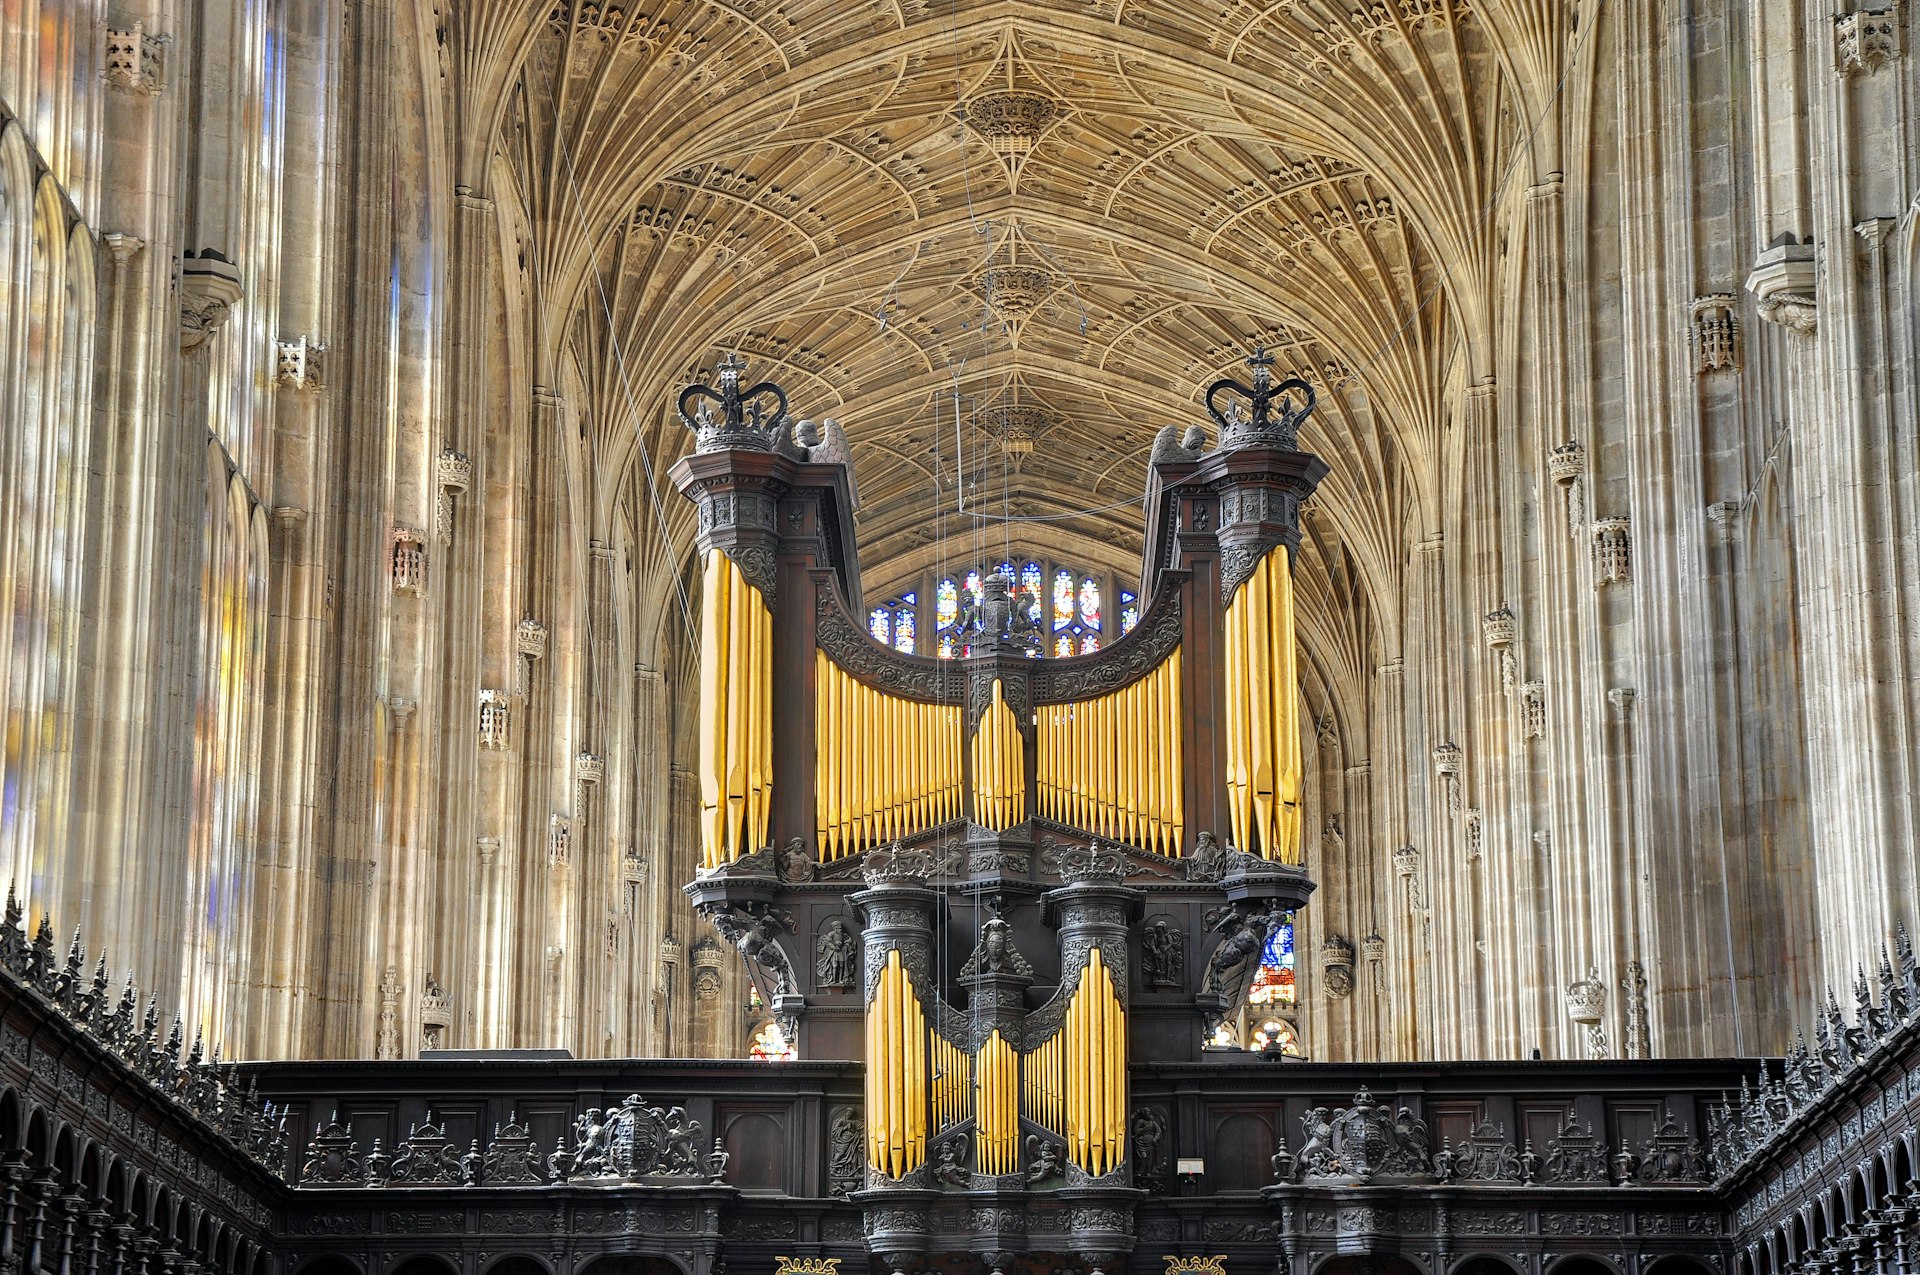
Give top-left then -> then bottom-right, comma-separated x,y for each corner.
1025,1134 -> 1064,1184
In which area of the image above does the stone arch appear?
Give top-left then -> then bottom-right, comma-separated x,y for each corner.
1547,1256 -> 1621,1275
1452,1258 -> 1525,1275
0,1088 -> 21,1152
293,1256 -> 365,1275
1318,1257 -> 1426,1275
483,1256 -> 554,1275
575,1256 -> 692,1275
390,1256 -> 460,1275
1644,1258 -> 1714,1275
1790,1211 -> 1809,1259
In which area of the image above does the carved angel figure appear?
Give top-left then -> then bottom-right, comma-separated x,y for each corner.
960,917 -> 1033,978
933,1133 -> 970,1186
707,904 -> 797,996
1025,1134 -> 1064,1184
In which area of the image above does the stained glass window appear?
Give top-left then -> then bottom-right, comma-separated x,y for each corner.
1120,590 -> 1139,635
913,559 -> 1116,659
1079,578 -> 1101,627
870,595 -> 917,653
1247,917 -> 1301,1057
748,1019 -> 797,1061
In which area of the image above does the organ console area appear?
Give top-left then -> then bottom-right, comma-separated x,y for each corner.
673,350 -> 1327,1270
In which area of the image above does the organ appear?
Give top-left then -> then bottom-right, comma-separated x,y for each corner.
672,348 -> 1326,1272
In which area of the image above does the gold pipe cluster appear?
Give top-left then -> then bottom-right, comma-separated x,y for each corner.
1023,1030 -> 1066,1139
970,678 -> 1026,830
865,949 -> 928,1178
975,1028 -> 1020,1175
1036,653 -> 1184,854
698,550 -> 772,870
1224,546 -> 1304,864
931,1032 -> 972,1132
815,653 -> 962,860
1064,947 -> 1126,1175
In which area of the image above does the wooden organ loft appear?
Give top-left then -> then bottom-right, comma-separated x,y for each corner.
671,350 -> 1328,1275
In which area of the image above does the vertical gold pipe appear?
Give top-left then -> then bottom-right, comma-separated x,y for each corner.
1125,680 -> 1139,847
1147,665 -> 1165,853
1278,548 -> 1303,863
697,552 -> 726,867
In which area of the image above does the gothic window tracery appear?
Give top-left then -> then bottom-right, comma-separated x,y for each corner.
873,558 -> 1137,657
747,1018 -> 797,1061
1210,916 -> 1303,1057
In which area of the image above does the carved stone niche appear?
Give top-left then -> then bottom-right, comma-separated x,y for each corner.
1547,440 -> 1587,531
105,23 -> 165,94
1835,3 -> 1902,75
419,974 -> 451,1051
692,935 -> 724,1001
1519,681 -> 1545,741
1746,235 -> 1817,334
1591,517 -> 1631,587
275,336 -> 325,391
478,688 -> 510,750
548,814 -> 573,868
1689,294 -> 1741,373
435,451 -> 472,544
390,528 -> 427,596
1321,935 -> 1355,999
1482,606 -> 1517,694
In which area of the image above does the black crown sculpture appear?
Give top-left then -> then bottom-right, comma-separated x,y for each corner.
678,351 -> 791,453
1206,346 -> 1317,451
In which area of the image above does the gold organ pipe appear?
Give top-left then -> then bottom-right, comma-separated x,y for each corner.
814,659 -> 963,857
1032,652 -> 1185,854
1223,549 -> 1303,862
697,552 -> 773,868
1060,948 -> 1126,1175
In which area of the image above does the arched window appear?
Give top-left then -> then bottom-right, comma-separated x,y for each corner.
884,558 -> 1138,658
867,591 -> 917,653
1247,917 -> 1300,1056
747,1019 -> 797,1061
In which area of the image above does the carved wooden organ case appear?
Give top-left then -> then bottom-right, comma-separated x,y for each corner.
671,353 -> 1328,1271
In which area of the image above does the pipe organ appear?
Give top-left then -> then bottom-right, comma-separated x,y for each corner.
696,548 -> 772,870
1036,654 -> 1184,854
674,348 -> 1326,1273
816,653 -> 963,860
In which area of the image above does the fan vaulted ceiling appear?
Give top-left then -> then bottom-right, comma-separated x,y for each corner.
480,0 -> 1555,667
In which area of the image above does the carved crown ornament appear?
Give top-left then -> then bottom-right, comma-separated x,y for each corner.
1205,346 -> 1317,451
974,264 -> 1055,320
959,89 -> 1061,160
